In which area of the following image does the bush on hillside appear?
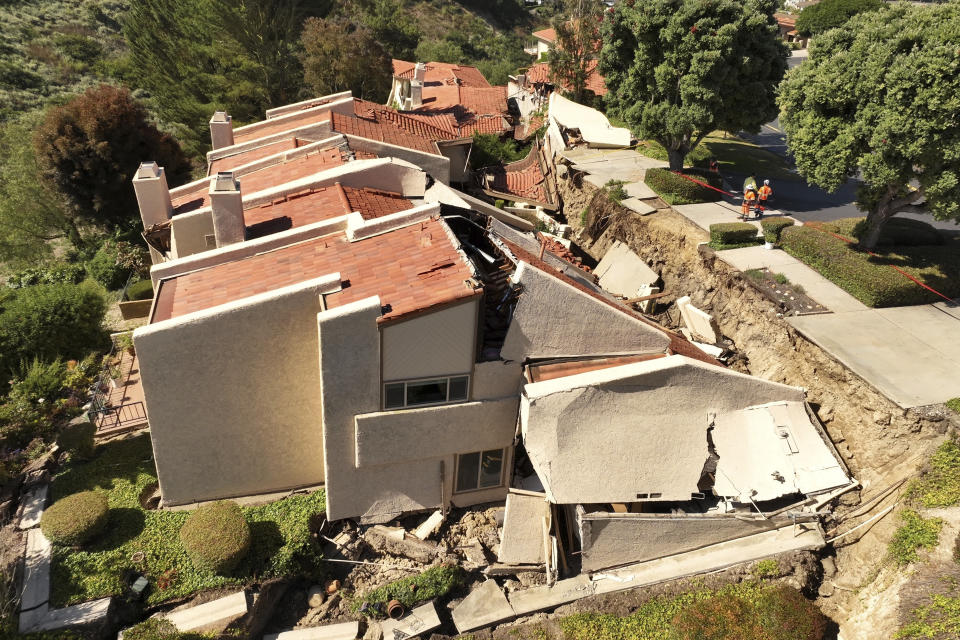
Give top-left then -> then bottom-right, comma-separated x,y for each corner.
645,167 -> 722,204
125,279 -> 155,301
58,419 -> 96,461
41,491 -> 109,546
780,225 -> 959,306
761,218 -> 794,244
180,501 -> 251,574
710,222 -> 759,247
87,241 -> 132,290
5,263 -> 85,289
0,281 -> 108,386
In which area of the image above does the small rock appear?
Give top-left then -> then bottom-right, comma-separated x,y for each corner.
873,411 -> 891,426
363,620 -> 383,640
821,556 -> 837,577
325,579 -> 341,595
818,581 -> 835,598
307,585 -> 326,608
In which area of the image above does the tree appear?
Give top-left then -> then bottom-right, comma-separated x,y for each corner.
778,2 -> 960,249
33,85 -> 191,233
0,114 -> 78,262
599,0 -> 788,171
349,0 -> 421,60
299,17 -> 393,101
548,0 -> 605,104
795,0 -> 884,38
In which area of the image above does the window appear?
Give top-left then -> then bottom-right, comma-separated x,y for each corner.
455,448 -> 506,493
383,375 -> 469,410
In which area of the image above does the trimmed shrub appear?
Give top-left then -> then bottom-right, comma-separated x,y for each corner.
58,419 -> 96,461
825,216 -> 945,247
761,218 -> 795,244
780,225 -> 960,307
645,167 -> 722,204
180,501 -> 251,574
41,491 -> 109,546
126,279 -> 155,301
710,222 -> 759,246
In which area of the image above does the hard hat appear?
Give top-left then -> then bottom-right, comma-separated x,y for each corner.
764,179 -> 770,185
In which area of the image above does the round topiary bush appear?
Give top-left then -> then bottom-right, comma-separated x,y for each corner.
41,491 -> 109,546
180,501 -> 250,574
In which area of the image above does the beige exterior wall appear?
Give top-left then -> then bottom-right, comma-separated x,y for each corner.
501,261 -> 671,361
170,209 -> 215,259
520,355 -> 806,505
382,299 -> 478,381
473,360 -> 524,400
319,298 -> 516,522
135,275 -> 340,505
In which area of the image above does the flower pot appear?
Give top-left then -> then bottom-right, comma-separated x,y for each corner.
763,242 -> 775,250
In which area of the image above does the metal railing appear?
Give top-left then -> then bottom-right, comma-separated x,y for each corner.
90,401 -> 147,431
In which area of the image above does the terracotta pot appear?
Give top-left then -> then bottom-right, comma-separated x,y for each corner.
387,599 -> 405,619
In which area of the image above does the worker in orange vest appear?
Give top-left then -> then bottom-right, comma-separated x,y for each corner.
757,180 -> 773,217
741,187 -> 757,219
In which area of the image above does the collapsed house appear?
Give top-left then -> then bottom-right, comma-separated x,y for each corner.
130,89 -> 852,585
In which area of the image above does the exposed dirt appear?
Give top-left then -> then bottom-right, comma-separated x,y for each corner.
556,172 -> 960,633
742,267 -> 829,316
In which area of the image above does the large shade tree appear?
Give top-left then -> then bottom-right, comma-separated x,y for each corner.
548,0 -> 606,105
299,17 -> 393,101
779,2 -> 960,250
794,0 -> 884,38
33,85 -> 191,234
599,0 -> 788,171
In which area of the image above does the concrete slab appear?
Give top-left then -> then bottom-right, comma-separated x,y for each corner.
621,198 -> 656,215
676,297 -> 719,343
624,182 -> 658,200
18,603 -> 49,633
264,621 -> 359,640
412,510 -> 444,540
26,597 -> 112,634
21,528 -> 51,612
591,524 -> 824,595
507,574 -> 594,616
716,245 -> 799,271
498,492 -> 550,565
594,241 -> 659,298
380,601 -> 440,639
164,590 -> 248,632
787,307 -> 960,408
18,484 -> 48,530
934,301 -> 960,321
452,579 -> 516,633
672,202 -> 758,234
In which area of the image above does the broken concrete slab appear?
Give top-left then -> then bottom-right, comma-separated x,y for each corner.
624,182 -> 658,200
458,538 -> 490,569
263,620 -> 360,640
379,601 -> 440,639
23,597 -> 113,634
498,492 -> 550,565
620,198 -> 657,216
18,483 -> 48,530
452,579 -> 516,633
594,241 -> 659,299
412,510 -> 444,541
18,603 -> 49,633
21,528 -> 51,612
507,574 -> 594,617
365,525 -> 438,564
676,296 -> 719,343
164,590 -> 248,633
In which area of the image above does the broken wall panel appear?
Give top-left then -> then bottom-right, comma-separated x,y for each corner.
498,491 -> 551,565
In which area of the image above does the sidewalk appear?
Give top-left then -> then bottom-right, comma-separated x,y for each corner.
669,201 -> 960,409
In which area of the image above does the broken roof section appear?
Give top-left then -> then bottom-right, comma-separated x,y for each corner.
391,59 -> 510,136
524,60 -> 608,97
152,216 -> 478,325
481,139 -> 557,210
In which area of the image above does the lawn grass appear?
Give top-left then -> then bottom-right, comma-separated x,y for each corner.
49,434 -> 326,606
780,221 -> 960,307
633,132 -> 799,183
889,509 -> 943,566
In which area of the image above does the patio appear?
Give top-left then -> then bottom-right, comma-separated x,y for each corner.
88,347 -> 148,436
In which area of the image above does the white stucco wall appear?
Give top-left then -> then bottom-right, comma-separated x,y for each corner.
501,262 -> 671,361
438,142 -> 470,184
170,209 -> 215,259
135,275 -> 341,505
548,93 -> 631,149
520,355 -> 807,504
382,300 -> 478,381
473,360 -> 524,400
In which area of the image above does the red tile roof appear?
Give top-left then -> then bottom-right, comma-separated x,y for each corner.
342,186 -> 412,219
485,144 -> 550,205
528,354 -> 668,382
233,108 -> 333,144
774,13 -> 796,28
176,146 -> 350,214
532,28 -> 557,42
209,139 -> 297,174
525,60 -> 607,96
154,217 -> 478,323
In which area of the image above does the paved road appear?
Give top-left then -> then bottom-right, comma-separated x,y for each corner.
734,49 -> 959,232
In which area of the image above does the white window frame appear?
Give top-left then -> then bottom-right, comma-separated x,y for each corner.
454,448 -> 507,494
382,374 -> 470,410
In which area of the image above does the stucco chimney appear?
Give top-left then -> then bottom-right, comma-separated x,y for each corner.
209,111 -> 234,150
132,162 -> 173,229
208,172 -> 245,247
414,62 -> 426,83
410,80 -> 423,109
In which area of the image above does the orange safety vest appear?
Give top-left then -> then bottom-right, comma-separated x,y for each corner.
742,190 -> 756,214
758,185 -> 772,201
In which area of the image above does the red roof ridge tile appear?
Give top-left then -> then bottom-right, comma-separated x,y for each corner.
334,182 -> 351,213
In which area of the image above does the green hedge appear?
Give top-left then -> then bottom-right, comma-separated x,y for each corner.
780,226 -> 960,307
180,501 -> 251,574
710,222 -> 758,246
645,168 -> 722,205
823,216 -> 945,247
41,491 -> 109,546
126,280 -> 155,301
761,218 -> 795,244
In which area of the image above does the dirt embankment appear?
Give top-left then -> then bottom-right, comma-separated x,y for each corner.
557,172 -> 959,626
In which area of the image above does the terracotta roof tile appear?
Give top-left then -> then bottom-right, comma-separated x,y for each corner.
485,145 -> 549,204
331,111 -> 445,154
209,139 -> 297,174
532,28 -> 557,42
525,60 -> 607,96
342,186 -> 412,220
233,108 -> 332,144
528,354 -> 668,382
153,217 -> 477,323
